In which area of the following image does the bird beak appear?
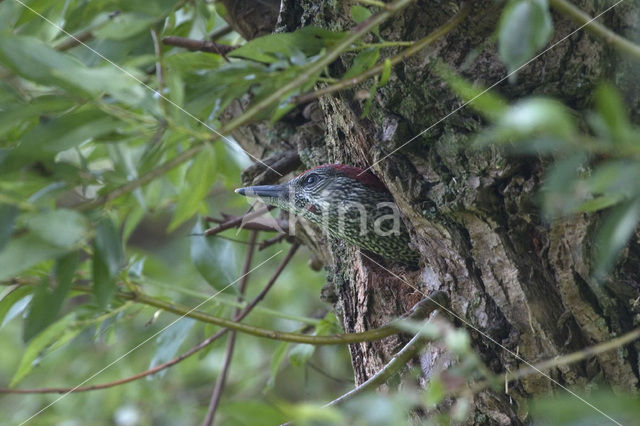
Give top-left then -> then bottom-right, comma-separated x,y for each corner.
235,184 -> 286,199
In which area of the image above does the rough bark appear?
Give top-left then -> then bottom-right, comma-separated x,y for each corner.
229,0 -> 640,423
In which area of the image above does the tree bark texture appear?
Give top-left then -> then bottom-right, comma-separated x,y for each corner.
229,0 -> 640,423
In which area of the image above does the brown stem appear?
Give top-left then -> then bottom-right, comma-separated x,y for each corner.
204,206 -> 275,236
259,234 -> 288,251
210,25 -> 233,41
162,36 -> 237,55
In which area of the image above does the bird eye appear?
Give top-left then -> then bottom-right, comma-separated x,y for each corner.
304,173 -> 319,186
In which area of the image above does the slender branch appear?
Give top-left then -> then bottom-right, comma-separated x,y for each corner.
121,289 -> 446,345
203,230 -> 259,426
325,331 -> 428,406
210,25 -> 233,41
243,243 -> 299,310
259,234 -> 288,251
292,2 -> 471,104
549,0 -> 640,60
220,0 -> 414,132
54,11 -> 121,51
204,206 -> 276,236
0,243 -> 299,395
55,30 -> 94,51
462,326 -> 640,397
162,36 -> 237,55
151,28 -> 169,119
506,326 -> 640,384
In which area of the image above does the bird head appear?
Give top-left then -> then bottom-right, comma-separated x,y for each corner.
235,164 -> 417,263
235,164 -> 390,222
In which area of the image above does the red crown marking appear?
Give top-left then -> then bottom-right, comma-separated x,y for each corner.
297,164 -> 388,192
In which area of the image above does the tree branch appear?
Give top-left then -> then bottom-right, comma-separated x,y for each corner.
0,242 -> 300,395
162,36 -> 237,55
292,2 -> 471,104
121,289 -> 446,345
549,0 -> 640,59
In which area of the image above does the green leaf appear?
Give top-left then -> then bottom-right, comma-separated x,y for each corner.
0,286 -> 33,328
23,252 -> 80,340
532,390 -> 639,424
577,194 -> 624,213
0,96 -> 74,138
540,153 -> 588,218
0,33 -> 86,90
498,0 -> 553,76
350,5 -> 379,38
379,58 -> 392,87
53,251 -> 79,308
0,203 -> 18,252
343,48 -> 380,79
169,144 -> 217,231
0,234 -> 69,281
351,5 -> 372,23
228,26 -> 347,64
289,343 -> 315,367
424,377 -> 445,407
3,108 -> 123,171
220,400 -> 288,426
189,221 -> 237,289
23,280 -> 55,342
10,313 -> 81,386
593,83 -> 633,144
148,317 -> 195,378
25,209 -> 89,249
93,12 -> 156,40
93,217 -> 124,306
315,312 -> 341,336
592,199 -> 640,280
435,63 -> 508,121
0,34 -> 149,109
478,97 -> 575,147
267,341 -> 290,389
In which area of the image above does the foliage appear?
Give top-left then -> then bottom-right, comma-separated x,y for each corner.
0,1 -> 347,424
0,0 -> 638,425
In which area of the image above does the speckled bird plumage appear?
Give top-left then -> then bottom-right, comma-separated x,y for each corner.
236,164 -> 418,263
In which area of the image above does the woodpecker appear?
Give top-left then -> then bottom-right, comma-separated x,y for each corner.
235,164 -> 418,263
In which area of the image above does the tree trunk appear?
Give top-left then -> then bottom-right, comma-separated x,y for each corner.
232,0 -> 640,423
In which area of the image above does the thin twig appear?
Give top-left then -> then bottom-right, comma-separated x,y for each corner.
204,206 -> 275,236
54,11 -> 121,51
151,28 -> 169,119
203,230 -> 259,426
292,2 -> 471,104
210,25 -> 233,41
549,0 -> 640,60
123,290 -> 446,344
162,36 -> 237,55
325,331 -> 428,406
259,234 -> 288,250
460,326 -> 640,397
